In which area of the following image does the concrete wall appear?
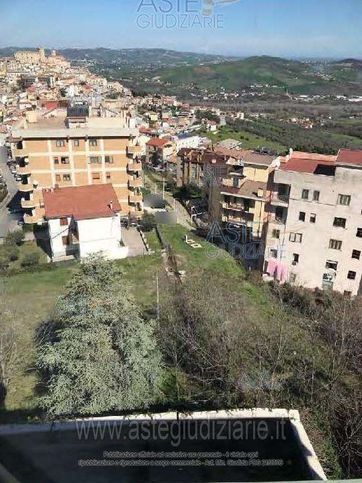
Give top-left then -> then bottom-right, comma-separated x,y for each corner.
77,214 -> 128,260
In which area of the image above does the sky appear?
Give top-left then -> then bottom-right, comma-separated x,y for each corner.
0,0 -> 361,58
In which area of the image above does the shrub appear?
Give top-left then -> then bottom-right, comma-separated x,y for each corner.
5,230 -> 25,247
140,212 -> 157,232
21,252 -> 40,268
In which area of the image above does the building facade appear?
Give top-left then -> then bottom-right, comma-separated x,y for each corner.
11,114 -> 143,223
43,184 -> 128,261
265,149 -> 362,296
220,152 -> 279,240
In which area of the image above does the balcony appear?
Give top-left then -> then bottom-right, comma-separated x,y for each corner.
129,193 -> 143,204
128,162 -> 142,172
21,197 -> 36,209
17,166 -> 31,176
271,192 -> 289,207
127,145 -> 142,157
24,212 -> 43,225
128,177 -> 143,189
18,181 -> 34,193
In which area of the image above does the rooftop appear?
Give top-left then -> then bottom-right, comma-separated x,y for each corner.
214,147 -> 276,166
147,137 -> 171,148
222,179 -> 267,200
281,150 -> 362,174
43,184 -> 121,221
336,148 -> 362,166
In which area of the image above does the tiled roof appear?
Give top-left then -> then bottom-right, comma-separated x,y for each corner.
336,149 -> 362,166
146,137 -> 169,148
43,184 -> 121,221
281,151 -> 337,174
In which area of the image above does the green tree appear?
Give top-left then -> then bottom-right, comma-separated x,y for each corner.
37,257 -> 163,416
5,230 -> 25,247
21,251 -> 40,268
140,212 -> 156,232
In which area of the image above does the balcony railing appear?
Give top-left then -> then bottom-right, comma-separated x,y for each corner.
129,193 -> 143,204
18,181 -> 34,193
128,162 -> 142,172
24,212 -> 43,224
271,192 -> 290,205
21,197 -> 36,209
17,166 -> 31,176
128,177 -> 143,189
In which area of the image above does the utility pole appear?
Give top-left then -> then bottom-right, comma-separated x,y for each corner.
156,273 -> 160,322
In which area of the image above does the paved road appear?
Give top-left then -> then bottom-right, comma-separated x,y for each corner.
0,147 -> 22,238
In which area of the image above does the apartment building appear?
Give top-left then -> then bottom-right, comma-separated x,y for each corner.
176,148 -> 228,188
10,110 -> 143,224
265,149 -> 362,296
220,151 -> 279,241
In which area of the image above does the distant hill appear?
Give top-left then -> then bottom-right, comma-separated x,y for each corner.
156,55 -> 362,95
0,47 -> 235,69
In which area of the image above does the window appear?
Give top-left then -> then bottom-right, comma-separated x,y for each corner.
89,139 -> 98,147
272,229 -> 280,239
92,172 -> 101,180
55,174 -> 61,182
289,232 -> 303,243
292,253 -> 299,265
73,139 -> 80,147
347,271 -> 356,280
310,213 -> 316,223
352,250 -> 361,260
61,157 -> 70,165
62,174 -> 71,181
344,291 -> 352,297
54,157 -> 59,164
356,228 -> 362,238
313,190 -> 320,201
105,155 -> 114,164
329,239 -> 342,250
301,189 -> 309,200
89,156 -> 102,164
56,140 -> 66,147
232,177 -> 239,188
106,172 -> 111,181
270,248 -> 278,259
299,211 -> 306,222
338,194 -> 351,206
333,217 -> 346,228
326,260 -> 338,271
60,217 -> 68,226
62,236 -> 69,246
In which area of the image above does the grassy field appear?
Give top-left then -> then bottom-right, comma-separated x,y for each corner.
0,224 -> 245,415
201,126 -> 287,154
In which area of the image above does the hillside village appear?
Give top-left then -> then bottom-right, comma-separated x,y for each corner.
0,47 -> 361,481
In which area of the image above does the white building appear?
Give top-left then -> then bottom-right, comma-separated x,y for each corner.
175,134 -> 201,152
265,149 -> 362,296
43,184 -> 128,261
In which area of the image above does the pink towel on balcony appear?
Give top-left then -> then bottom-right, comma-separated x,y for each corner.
267,258 -> 277,277
280,263 -> 288,283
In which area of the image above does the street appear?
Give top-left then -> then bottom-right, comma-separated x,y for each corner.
0,146 -> 22,238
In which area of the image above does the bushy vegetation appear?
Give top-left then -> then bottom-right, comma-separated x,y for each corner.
36,257 -> 163,416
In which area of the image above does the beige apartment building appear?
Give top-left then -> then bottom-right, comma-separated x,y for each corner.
11,113 -> 143,224
220,151 -> 279,240
265,149 -> 362,296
